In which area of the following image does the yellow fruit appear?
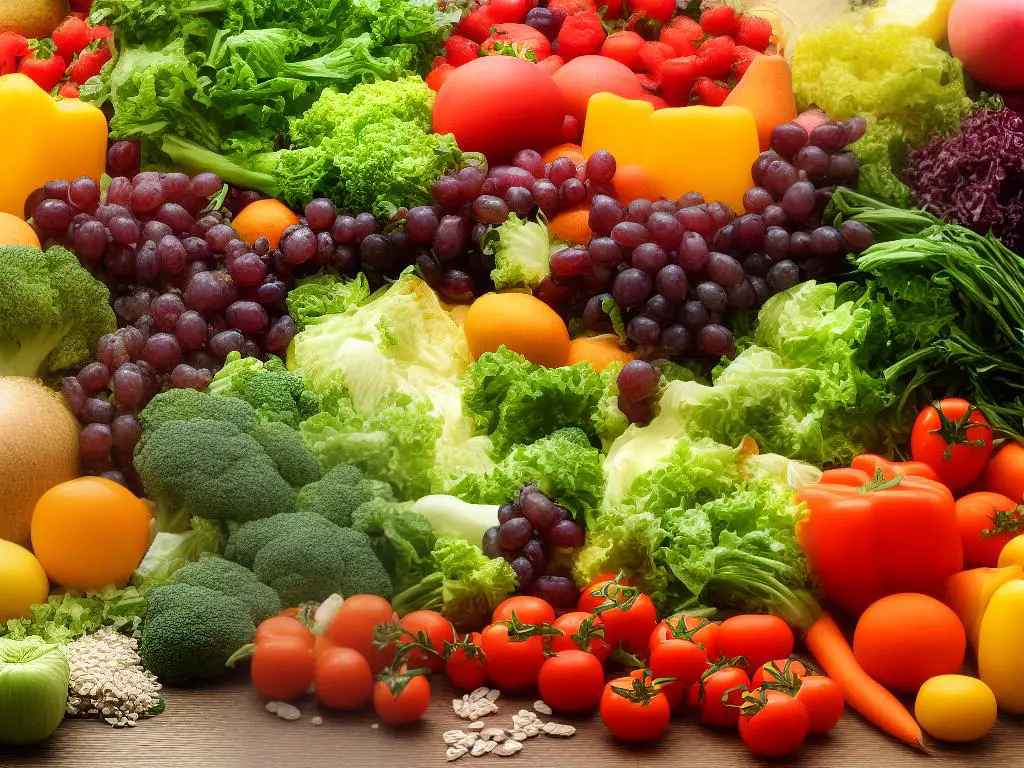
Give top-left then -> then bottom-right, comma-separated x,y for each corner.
0,539 -> 49,622
868,0 -> 955,42
566,335 -> 635,371
997,534 -> 1024,569
463,292 -> 570,368
0,212 -> 40,247
0,0 -> 67,38
915,675 -> 997,742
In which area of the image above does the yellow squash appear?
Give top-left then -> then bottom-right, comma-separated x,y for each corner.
978,579 -> 1024,713
0,73 -> 107,218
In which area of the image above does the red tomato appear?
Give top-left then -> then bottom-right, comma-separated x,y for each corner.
955,492 -> 1023,567
373,673 -> 431,726
445,632 -> 488,691
794,675 -> 844,734
649,638 -> 709,699
751,658 -> 809,689
738,689 -> 810,758
314,647 -> 372,710
600,675 -> 672,741
689,663 -> 750,727
433,57 -> 565,163
551,55 -> 646,123
550,611 -> 611,664
399,610 -> 455,671
649,614 -> 720,660
256,616 -> 314,647
250,637 -> 316,701
593,586 -> 657,656
577,574 -> 634,613
327,595 -> 396,673
911,398 -> 994,491
482,23 -> 552,61
481,622 -> 548,692
492,596 -> 555,626
538,650 -> 605,712
718,614 -> 794,671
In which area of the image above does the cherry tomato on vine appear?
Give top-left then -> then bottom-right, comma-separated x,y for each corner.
794,675 -> 844,734
539,650 -> 605,712
718,614 -> 794,671
587,578 -> 656,656
650,638 -> 709,699
250,636 -> 316,701
481,615 -> 558,692
550,612 -> 611,664
911,398 -> 994,491
751,657 -> 810,688
314,647 -> 373,711
689,660 -> 750,728
577,573 -> 635,613
492,596 -> 555,625
399,610 -> 454,671
738,688 -> 810,758
600,673 -> 672,741
649,614 -> 721,660
255,616 -> 314,647
373,670 -> 431,726
327,595 -> 396,672
445,632 -> 488,691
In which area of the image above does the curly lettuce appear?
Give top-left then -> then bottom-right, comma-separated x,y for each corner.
482,215 -> 564,292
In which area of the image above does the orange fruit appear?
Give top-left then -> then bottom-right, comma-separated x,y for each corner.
464,292 -> 570,368
541,143 -> 586,167
611,163 -> 662,205
567,335 -> 635,371
31,477 -> 152,591
0,212 -> 40,247
231,199 -> 300,249
549,206 -> 592,246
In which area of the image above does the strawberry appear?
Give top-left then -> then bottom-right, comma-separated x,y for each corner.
459,6 -> 500,43
18,40 -> 66,93
68,46 -> 111,85
600,30 -> 644,71
483,23 -> 552,61
638,40 -> 674,76
732,45 -> 759,79
58,81 -> 80,99
667,15 -> 704,40
695,35 -> 735,78
90,25 -> 114,41
0,31 -> 30,75
52,15 -> 93,60
636,72 -> 660,91
444,34 -> 480,66
661,55 -> 698,107
488,0 -> 529,23
547,0 -> 598,15
432,54 -> 447,68
556,11 -> 605,59
629,0 -> 675,23
694,77 -> 731,106
660,26 -> 698,58
737,15 -> 773,52
425,63 -> 455,92
700,5 -> 739,36
601,0 -> 625,20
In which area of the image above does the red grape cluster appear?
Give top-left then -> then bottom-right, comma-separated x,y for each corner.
544,116 -> 874,363
483,485 -> 585,611
615,360 -> 662,425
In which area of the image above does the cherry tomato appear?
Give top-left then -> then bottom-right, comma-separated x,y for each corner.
445,632 -> 488,691
689,663 -> 750,728
492,596 -> 555,626
588,581 -> 656,656
481,621 -> 548,692
255,616 -> 314,647
314,647 -> 373,710
327,594 -> 396,672
600,674 -> 671,741
718,614 -> 794,671
577,574 -> 634,613
649,638 -> 709,704
911,398 -> 994,491
313,634 -> 336,659
538,650 -> 605,712
955,492 -> 1023,567
738,688 -> 810,758
794,675 -> 844,734
250,636 -> 316,701
649,614 -> 720,660
550,612 -> 611,664
751,658 -> 810,688
373,673 -> 431,726
399,610 -> 455,671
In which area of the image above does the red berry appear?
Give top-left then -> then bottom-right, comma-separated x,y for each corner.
629,0 -> 675,23
561,114 -> 581,143
660,26 -> 698,58
18,49 -> 67,93
695,35 -> 735,78
737,15 -> 774,52
90,24 -> 114,40
600,30 -> 644,71
425,63 -> 455,91
547,0 -> 598,15
489,0 -> 529,22
444,34 -> 480,67
638,40 -> 675,76
459,6 -> 500,43
51,16 -> 93,60
733,45 -> 760,79
700,5 -> 739,35
58,81 -> 80,99
661,55 -> 698,107
694,77 -> 731,106
68,46 -> 112,85
668,15 -> 704,39
636,72 -> 660,91
556,11 -> 605,60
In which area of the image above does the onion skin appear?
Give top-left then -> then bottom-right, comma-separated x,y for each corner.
0,638 -> 70,745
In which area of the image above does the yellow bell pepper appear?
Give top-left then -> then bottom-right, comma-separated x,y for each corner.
942,564 -> 1024,650
0,73 -> 107,218
978,579 -> 1024,713
997,534 -> 1024,570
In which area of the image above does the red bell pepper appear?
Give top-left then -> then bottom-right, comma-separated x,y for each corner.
796,467 -> 962,616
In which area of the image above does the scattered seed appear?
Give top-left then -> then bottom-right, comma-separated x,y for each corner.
507,729 -> 528,741
444,730 -> 469,745
533,700 -> 552,716
485,689 -> 501,702
471,739 -> 495,757
480,727 -> 506,742
469,687 -> 490,702
273,702 -> 302,721
494,740 -> 523,757
446,746 -> 468,762
468,721 -> 485,730
311,716 -> 324,726
523,724 -> 541,738
371,723 -> 379,729
542,723 -> 577,738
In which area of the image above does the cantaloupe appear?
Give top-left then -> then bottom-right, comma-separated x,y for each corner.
0,0 -> 68,39
0,377 -> 80,548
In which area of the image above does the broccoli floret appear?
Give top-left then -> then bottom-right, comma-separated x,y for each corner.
139,583 -> 255,685
208,351 -> 320,427
171,555 -> 282,624
0,245 -> 116,378
134,419 -> 298,524
295,463 -> 391,527
253,525 -> 392,606
252,420 -> 322,488
138,388 -> 258,442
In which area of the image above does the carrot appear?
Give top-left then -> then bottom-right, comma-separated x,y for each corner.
980,442 -> 1024,502
804,612 -> 924,750
722,54 -> 797,151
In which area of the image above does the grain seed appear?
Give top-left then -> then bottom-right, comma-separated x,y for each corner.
533,701 -> 552,716
542,723 -> 577,738
446,746 -> 468,762
494,740 -> 523,757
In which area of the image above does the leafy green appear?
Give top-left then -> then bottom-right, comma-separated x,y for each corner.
207,351 -> 319,427
791,18 -> 972,205
0,587 -> 146,644
286,272 -> 374,331
351,498 -> 437,592
483,215 -> 565,292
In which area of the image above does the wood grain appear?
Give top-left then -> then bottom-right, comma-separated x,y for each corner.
1,676 -> 1020,768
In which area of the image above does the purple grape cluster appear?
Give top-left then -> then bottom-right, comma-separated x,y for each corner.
482,485 -> 585,611
544,116 -> 874,364
615,360 -> 662,426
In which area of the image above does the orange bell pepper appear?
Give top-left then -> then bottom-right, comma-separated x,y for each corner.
851,453 -> 940,482
796,468 -> 962,615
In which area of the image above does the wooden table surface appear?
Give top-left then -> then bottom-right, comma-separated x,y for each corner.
2,675 -> 1021,768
